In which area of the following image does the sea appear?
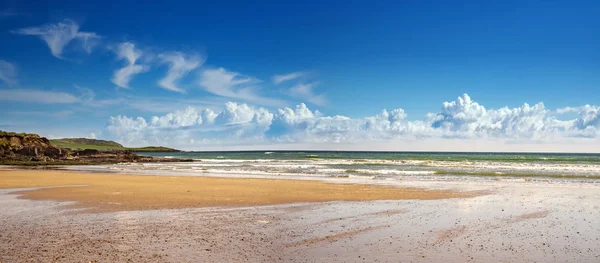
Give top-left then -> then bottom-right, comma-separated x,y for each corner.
71,151 -> 600,188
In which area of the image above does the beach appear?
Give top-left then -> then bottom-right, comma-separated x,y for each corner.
0,170 -> 476,212
1,167 -> 599,262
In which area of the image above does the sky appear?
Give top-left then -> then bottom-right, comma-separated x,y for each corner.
0,0 -> 599,152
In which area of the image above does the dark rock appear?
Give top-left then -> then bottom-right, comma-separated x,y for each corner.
75,149 -> 100,156
44,146 -> 65,159
16,146 -> 41,157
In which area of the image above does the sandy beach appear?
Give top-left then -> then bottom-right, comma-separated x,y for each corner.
1,169 -> 599,262
0,170 -> 477,212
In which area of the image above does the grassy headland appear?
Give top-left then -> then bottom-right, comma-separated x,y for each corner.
50,138 -> 180,152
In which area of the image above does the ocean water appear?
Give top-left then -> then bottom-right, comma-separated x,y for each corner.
73,151 -> 600,186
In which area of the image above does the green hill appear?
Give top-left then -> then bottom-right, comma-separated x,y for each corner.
127,146 -> 180,152
50,138 -> 180,152
50,138 -> 126,150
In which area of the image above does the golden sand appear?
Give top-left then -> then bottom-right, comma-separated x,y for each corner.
0,170 -> 479,212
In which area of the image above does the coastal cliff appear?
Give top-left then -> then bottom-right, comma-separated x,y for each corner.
0,131 -> 190,165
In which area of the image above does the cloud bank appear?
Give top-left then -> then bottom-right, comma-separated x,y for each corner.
105,94 -> 600,150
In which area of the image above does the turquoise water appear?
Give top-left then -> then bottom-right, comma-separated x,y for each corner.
120,151 -> 600,183
139,151 -> 600,163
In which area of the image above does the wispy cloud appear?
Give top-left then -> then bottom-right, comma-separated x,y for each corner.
198,67 -> 286,107
289,83 -> 326,106
12,19 -> 101,59
556,107 -> 580,114
273,71 -> 305,84
0,9 -> 18,18
9,110 -> 74,118
158,52 -> 203,93
129,97 -> 226,113
73,84 -> 124,107
111,42 -> 149,89
0,60 -> 17,85
0,89 -> 79,104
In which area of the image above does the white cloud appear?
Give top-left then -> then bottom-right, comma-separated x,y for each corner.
556,107 -> 580,114
427,94 -> 570,139
12,19 -> 101,59
574,105 -> 600,130
158,52 -> 203,93
276,103 -> 318,126
106,102 -> 274,147
198,67 -> 286,106
150,106 -> 203,128
0,60 -> 17,85
104,94 -> 600,150
106,115 -> 149,145
0,89 -> 79,104
289,83 -> 326,106
111,42 -> 149,89
273,71 -> 305,84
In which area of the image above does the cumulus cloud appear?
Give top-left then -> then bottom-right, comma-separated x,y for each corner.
427,94 -> 572,139
158,52 -> 203,93
276,103 -> 319,126
0,60 -> 17,85
289,83 -> 326,106
574,105 -> 600,130
0,89 -> 79,104
106,102 -> 273,146
150,106 -> 203,128
106,115 -> 149,145
111,42 -> 149,89
12,19 -> 101,59
105,94 -> 600,149
273,71 -> 305,84
198,67 -> 286,106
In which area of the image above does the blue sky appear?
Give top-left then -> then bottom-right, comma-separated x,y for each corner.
1,1 -> 599,151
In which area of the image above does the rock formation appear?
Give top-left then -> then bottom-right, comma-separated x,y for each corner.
0,131 -> 68,161
0,131 -> 192,165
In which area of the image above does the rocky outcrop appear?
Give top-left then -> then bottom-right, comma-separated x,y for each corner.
0,131 -> 193,165
0,131 -> 68,161
69,149 -> 187,163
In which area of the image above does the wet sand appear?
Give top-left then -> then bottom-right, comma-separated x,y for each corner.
0,170 -> 477,212
1,169 -> 599,262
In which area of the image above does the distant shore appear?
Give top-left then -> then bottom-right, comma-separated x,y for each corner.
1,131 -> 187,166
